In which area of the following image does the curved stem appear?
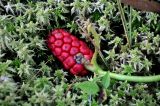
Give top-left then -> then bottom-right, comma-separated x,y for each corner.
86,22 -> 160,83
109,72 -> 160,82
85,63 -> 160,83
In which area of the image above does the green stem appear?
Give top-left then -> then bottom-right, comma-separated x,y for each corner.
129,6 -> 132,46
86,22 -> 160,83
85,64 -> 160,82
117,0 -> 131,47
109,72 -> 160,82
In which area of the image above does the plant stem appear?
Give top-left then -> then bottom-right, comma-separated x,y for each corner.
86,22 -> 160,83
109,72 -> 160,82
117,0 -> 131,47
129,6 -> 132,46
85,64 -> 160,82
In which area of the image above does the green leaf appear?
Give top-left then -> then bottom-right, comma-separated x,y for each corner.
75,81 -> 99,95
101,72 -> 110,89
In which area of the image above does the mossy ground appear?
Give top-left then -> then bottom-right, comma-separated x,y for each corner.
0,0 -> 160,105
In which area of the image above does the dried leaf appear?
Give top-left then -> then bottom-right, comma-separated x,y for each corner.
121,0 -> 160,13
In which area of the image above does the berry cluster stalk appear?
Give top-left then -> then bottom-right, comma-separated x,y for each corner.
86,24 -> 160,83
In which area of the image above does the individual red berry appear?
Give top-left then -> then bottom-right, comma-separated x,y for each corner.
54,40 -> 63,47
54,32 -> 63,39
62,44 -> 71,52
54,48 -> 62,56
70,64 -> 85,75
59,52 -> 69,61
48,36 -> 55,43
63,36 -> 72,43
72,40 -> 80,47
63,56 -> 76,69
70,47 -> 79,55
47,29 -> 93,76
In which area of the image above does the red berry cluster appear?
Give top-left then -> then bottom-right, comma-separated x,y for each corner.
47,29 -> 93,76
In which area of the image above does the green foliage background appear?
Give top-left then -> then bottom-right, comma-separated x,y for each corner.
0,0 -> 160,105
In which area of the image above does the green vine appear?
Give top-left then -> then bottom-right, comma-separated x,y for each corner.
86,23 -> 160,83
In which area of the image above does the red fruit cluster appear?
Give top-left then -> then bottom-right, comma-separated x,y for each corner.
47,29 -> 93,76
